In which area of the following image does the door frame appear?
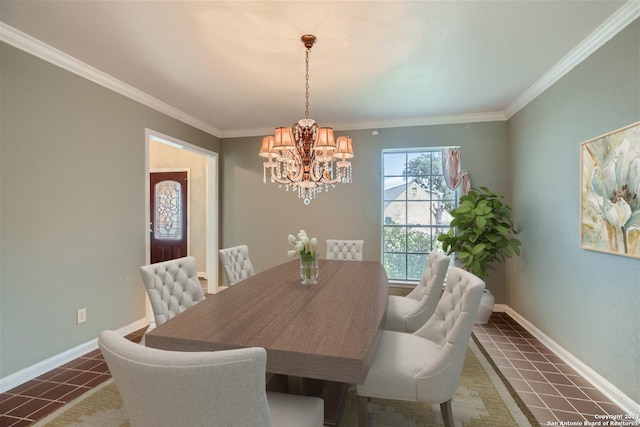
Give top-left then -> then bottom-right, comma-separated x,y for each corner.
145,129 -> 219,297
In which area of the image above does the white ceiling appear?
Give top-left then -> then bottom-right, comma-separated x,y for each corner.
0,1 -> 637,138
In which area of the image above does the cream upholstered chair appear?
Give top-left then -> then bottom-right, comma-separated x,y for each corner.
139,256 -> 205,327
219,244 -> 255,285
384,251 -> 450,332
99,331 -> 323,427
326,239 -> 364,261
357,267 -> 485,427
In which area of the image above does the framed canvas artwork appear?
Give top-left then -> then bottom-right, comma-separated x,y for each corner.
580,121 -> 640,258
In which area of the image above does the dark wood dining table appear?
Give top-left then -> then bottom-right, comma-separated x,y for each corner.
145,258 -> 388,425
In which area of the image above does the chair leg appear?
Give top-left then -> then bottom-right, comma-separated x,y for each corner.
440,399 -> 454,427
358,395 -> 368,427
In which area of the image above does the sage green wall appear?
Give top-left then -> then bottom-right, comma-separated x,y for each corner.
0,43 -> 220,377
506,20 -> 639,401
221,121 -> 509,296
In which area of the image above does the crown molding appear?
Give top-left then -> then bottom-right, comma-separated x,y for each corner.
505,0 -> 640,118
221,111 -> 507,138
0,23 -> 223,138
3,0 -> 637,139
328,111 -> 508,132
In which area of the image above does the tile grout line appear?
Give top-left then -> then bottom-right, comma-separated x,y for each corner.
475,324 -> 564,423
474,313 -> 628,425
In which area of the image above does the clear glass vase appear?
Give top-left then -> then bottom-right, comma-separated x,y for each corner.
299,253 -> 319,285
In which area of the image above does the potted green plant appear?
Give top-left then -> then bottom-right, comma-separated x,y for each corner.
438,187 -> 521,324
438,187 -> 521,279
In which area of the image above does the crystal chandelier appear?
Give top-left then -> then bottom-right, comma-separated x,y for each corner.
259,34 -> 354,205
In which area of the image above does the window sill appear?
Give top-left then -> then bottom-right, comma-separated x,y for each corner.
388,280 -> 418,288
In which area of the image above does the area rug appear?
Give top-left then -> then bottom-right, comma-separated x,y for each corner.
34,340 -> 535,426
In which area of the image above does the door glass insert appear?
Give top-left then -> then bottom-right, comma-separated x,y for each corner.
154,180 -> 183,240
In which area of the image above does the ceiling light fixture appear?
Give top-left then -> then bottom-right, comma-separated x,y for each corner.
259,34 -> 353,205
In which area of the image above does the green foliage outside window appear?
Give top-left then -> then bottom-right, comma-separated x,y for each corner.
382,150 -> 455,281
383,225 -> 446,280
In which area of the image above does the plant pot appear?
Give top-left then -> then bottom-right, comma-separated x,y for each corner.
475,289 -> 495,324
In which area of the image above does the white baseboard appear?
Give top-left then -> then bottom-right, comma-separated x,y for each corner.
4,306 -> 638,416
494,303 -> 509,312
0,318 -> 148,393
503,306 -> 640,415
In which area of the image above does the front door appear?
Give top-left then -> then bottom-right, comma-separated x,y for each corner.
150,171 -> 188,263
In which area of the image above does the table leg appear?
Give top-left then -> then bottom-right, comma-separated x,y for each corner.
321,380 -> 348,427
266,375 -> 349,426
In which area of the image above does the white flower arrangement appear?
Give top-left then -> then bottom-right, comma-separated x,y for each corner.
287,229 -> 317,258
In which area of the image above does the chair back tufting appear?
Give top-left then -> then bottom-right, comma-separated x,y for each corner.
416,267 -> 484,346
406,251 -> 450,302
326,239 -> 364,261
219,245 -> 255,285
139,256 -> 205,326
399,250 -> 450,332
413,267 -> 485,403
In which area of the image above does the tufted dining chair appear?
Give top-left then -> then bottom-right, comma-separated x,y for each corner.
98,331 -> 324,427
326,239 -> 364,261
357,267 -> 485,427
219,244 -> 256,286
139,256 -> 205,327
384,251 -> 450,332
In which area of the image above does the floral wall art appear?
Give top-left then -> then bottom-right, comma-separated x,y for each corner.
580,122 -> 640,258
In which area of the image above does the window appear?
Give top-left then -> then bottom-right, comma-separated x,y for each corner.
382,149 -> 458,282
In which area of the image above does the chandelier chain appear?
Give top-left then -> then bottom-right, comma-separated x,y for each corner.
305,47 -> 310,120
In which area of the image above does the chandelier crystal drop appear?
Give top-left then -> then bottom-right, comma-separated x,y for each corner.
259,34 -> 354,205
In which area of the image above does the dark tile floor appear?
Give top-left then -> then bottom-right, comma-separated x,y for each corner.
0,313 -> 632,426
473,312 -> 631,426
0,327 -> 146,427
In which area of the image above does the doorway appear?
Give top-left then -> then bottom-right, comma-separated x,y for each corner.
145,129 -> 218,295
150,171 -> 189,263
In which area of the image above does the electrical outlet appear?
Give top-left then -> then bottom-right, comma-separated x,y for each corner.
76,308 -> 87,324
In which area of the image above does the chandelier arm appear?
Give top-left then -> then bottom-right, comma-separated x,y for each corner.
306,159 -> 335,184
286,165 -> 304,182
329,164 -> 353,184
320,174 -> 343,185
269,171 -> 292,185
289,152 -> 305,182
270,166 -> 299,185
307,158 -> 323,182
271,152 -> 305,184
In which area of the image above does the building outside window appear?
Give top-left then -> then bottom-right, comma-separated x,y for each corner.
382,149 -> 459,282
